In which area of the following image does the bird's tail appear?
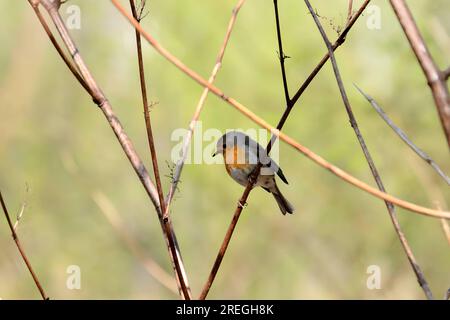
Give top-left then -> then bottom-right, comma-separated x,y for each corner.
271,183 -> 294,215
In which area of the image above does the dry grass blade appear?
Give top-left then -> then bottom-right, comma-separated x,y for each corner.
436,203 -> 450,247
92,191 -> 178,295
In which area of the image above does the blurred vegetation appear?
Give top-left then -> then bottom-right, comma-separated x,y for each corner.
0,0 -> 449,299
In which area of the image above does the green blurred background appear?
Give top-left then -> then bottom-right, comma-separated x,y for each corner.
0,0 -> 449,299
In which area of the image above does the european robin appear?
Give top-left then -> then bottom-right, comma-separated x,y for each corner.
213,131 -> 294,215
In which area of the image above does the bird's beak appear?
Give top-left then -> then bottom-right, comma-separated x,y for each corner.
212,150 -> 218,157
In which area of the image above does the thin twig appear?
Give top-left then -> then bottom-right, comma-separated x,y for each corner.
198,183 -> 254,300
111,0 -> 450,217
165,0 -> 246,220
274,0 -> 290,105
92,191 -> 178,295
13,184 -> 28,231
28,1 -> 92,95
444,66 -> 450,81
305,0 -> 433,299
0,190 -> 48,300
407,155 -> 450,249
436,203 -> 450,246
347,0 -> 354,23
129,0 -> 191,299
31,0 -> 191,299
390,0 -> 450,148
355,85 -> 450,185
136,0 -> 148,21
441,219 -> 450,246
290,0 -> 371,107
199,0 -> 370,299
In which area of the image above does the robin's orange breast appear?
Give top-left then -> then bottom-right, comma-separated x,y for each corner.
223,146 -> 255,175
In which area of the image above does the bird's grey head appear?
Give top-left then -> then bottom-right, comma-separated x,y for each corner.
212,131 -> 250,157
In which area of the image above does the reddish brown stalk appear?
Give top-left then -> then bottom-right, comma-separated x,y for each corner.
390,0 -> 450,148
305,0 -> 433,299
0,190 -> 48,300
199,182 -> 254,299
274,0 -> 290,106
129,0 -> 191,299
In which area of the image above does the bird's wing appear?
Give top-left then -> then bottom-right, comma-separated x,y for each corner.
246,138 -> 289,184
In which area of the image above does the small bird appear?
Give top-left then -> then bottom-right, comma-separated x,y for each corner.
212,131 -> 294,215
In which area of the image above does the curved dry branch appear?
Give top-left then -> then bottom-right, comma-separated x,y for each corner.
111,0 -> 450,220
444,66 -> 450,81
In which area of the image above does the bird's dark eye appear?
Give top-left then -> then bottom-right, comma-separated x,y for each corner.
222,143 -> 227,148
